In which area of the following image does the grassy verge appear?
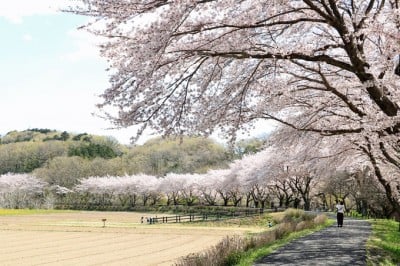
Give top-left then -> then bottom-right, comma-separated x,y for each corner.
184,211 -> 279,228
0,208 -> 72,216
367,219 -> 400,266
236,219 -> 334,265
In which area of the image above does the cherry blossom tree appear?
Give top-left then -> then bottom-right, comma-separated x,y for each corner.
266,126 -> 397,213
214,174 -> 233,206
287,171 -> 316,210
74,174 -> 163,208
270,177 -> 294,208
219,148 -> 275,207
0,173 -> 47,209
196,173 -> 219,205
75,176 -> 117,207
211,169 -> 244,207
159,173 -> 185,205
351,166 -> 393,217
70,0 -> 400,215
178,173 -> 201,206
155,173 -> 202,206
113,176 -> 141,207
323,170 -> 354,203
123,174 -> 160,206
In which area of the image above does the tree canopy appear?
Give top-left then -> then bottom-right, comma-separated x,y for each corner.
125,136 -> 233,175
69,0 -> 400,215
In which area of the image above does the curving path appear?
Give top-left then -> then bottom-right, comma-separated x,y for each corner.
254,217 -> 371,266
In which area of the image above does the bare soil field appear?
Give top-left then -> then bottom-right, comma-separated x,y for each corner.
0,211 -> 262,265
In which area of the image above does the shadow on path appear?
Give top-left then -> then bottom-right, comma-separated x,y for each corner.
254,218 -> 371,266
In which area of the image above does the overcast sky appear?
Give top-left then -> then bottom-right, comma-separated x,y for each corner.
0,1 -> 275,145
0,1 -> 143,144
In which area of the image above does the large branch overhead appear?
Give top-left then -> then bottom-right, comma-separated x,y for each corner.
363,80 -> 399,116
198,49 -> 398,117
302,0 -> 399,117
260,112 -> 363,136
196,50 -> 354,72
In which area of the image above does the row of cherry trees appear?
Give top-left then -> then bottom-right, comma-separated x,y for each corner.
1,142 -> 390,216
52,149 -> 299,209
60,129 -> 396,217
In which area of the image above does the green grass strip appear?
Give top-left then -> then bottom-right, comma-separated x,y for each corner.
367,219 -> 400,266
0,209 -> 73,216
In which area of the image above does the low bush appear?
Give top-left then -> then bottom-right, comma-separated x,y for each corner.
246,230 -> 276,250
313,213 -> 327,224
178,235 -> 245,266
276,208 -> 315,224
295,220 -> 312,231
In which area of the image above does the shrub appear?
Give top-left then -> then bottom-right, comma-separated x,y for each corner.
313,214 -> 327,225
247,230 -> 276,249
224,251 -> 242,266
274,222 -> 296,239
295,221 -> 312,231
178,235 -> 245,266
279,208 -> 315,223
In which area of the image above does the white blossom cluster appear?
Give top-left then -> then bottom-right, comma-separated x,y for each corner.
0,173 -> 47,209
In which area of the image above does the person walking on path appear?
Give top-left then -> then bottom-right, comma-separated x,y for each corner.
254,218 -> 371,266
336,201 -> 345,227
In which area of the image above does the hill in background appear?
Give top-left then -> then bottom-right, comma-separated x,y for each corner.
0,128 -> 245,187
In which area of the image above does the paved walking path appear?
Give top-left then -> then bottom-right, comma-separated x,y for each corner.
254,217 -> 371,266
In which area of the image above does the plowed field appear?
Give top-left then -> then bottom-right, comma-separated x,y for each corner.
0,211 -> 261,265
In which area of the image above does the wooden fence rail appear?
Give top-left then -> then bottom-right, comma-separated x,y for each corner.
143,208 -> 266,224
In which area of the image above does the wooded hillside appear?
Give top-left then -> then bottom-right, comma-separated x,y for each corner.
0,129 -> 238,188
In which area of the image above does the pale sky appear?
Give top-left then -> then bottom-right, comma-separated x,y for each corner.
0,0 -> 141,144
0,1 -> 274,145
